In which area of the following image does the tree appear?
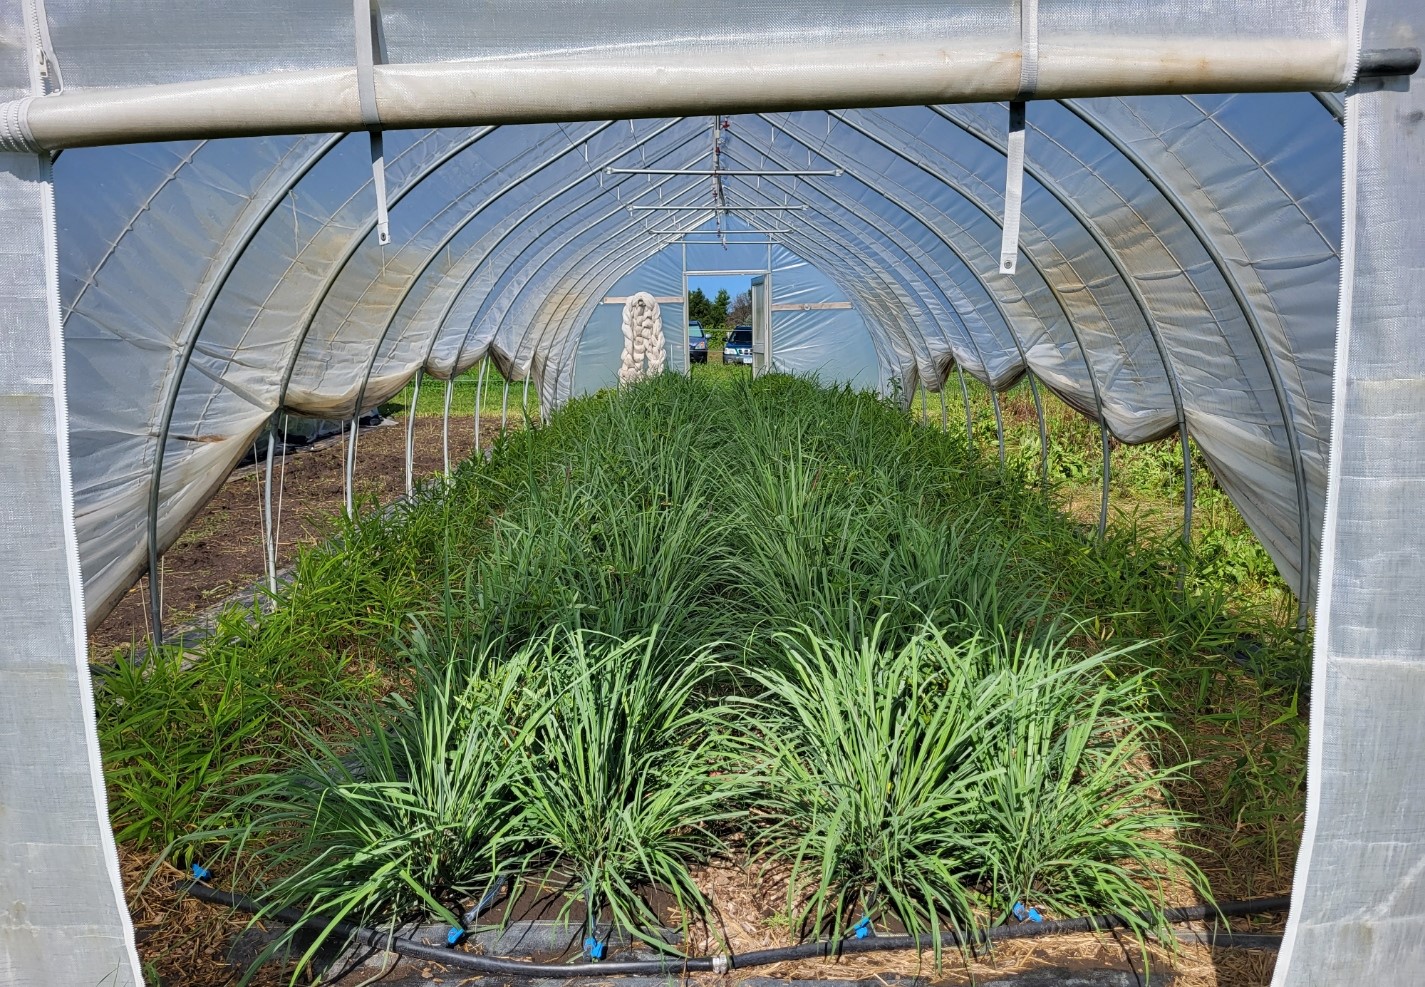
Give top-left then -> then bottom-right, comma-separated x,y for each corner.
728,289 -> 752,327
711,289 -> 732,334
687,286 -> 733,347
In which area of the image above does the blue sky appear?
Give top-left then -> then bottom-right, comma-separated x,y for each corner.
687,273 -> 753,303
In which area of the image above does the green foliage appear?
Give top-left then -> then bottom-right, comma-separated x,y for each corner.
100,369 -> 1308,974
687,286 -> 731,346
517,630 -> 750,949
218,627 -> 541,978
743,625 -> 1203,958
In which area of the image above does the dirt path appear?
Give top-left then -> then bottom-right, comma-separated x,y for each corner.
88,413 -> 515,659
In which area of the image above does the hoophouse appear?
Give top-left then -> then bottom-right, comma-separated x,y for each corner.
1,1 -> 1422,984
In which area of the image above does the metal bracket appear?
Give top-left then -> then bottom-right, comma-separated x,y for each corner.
999,0 -> 1038,275
354,0 -> 390,244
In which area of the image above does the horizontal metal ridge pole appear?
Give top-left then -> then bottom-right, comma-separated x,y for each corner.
630,204 -> 807,210
0,38 -> 1366,150
610,168 -> 841,176
650,228 -> 793,234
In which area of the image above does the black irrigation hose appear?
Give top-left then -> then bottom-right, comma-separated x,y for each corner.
179,880 -> 1290,979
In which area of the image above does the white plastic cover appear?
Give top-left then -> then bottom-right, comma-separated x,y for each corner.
3,2 -> 1424,986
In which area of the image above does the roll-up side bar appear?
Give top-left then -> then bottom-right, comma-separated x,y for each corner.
1,40 -> 1387,151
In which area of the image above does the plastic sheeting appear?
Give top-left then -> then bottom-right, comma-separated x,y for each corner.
1275,0 -> 1425,978
0,26 -> 140,984
3,2 -> 1425,986
51,93 -> 1344,634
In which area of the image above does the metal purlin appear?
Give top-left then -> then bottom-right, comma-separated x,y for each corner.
787,110 -> 1055,473
395,124 -> 708,393
927,104 -> 1195,544
142,128 -> 463,636
141,132 -> 345,642
341,118 -> 691,463
338,120 -> 625,499
1061,98 -> 1316,610
749,111 -> 1116,530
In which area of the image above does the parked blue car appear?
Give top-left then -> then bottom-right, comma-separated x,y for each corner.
688,320 -> 708,364
723,326 -> 753,365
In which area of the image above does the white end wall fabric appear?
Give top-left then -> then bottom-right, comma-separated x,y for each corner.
1275,0 -> 1425,977
570,247 -> 683,400
766,247 -> 884,393
0,11 -> 139,983
0,151 -> 142,987
5,4 -> 1424,983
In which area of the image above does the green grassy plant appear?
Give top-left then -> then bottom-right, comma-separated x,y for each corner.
517,630 -> 750,950
99,368 -> 1309,978
742,624 -> 1204,957
216,626 -> 541,977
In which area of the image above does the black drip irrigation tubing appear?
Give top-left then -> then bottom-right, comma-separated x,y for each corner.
179,881 -> 1289,979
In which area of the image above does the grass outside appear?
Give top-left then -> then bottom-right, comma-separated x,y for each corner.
385,361 -> 536,420
98,368 -> 1307,986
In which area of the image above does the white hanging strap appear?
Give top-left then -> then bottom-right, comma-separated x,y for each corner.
1000,102 -> 1027,275
1000,0 -> 1038,276
354,0 -> 390,244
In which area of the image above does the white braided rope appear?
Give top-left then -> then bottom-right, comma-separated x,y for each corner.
618,291 -> 665,385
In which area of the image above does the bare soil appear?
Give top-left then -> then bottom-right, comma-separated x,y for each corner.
88,413 -> 515,660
